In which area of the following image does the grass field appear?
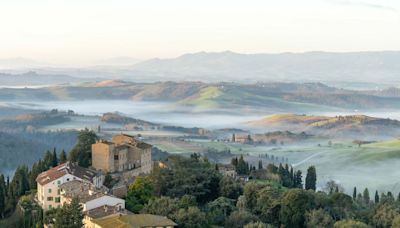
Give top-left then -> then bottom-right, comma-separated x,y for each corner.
151,137 -> 400,194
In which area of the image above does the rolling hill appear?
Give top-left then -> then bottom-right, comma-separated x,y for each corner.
1,81 -> 400,113
248,114 -> 400,139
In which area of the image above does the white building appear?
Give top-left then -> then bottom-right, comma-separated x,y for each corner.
36,162 -> 104,210
59,180 -> 125,212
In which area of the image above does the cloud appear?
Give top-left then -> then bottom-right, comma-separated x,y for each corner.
327,0 -> 398,12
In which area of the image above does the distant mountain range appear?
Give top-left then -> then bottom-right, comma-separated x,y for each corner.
129,51 -> 400,86
0,72 -> 102,87
1,51 -> 400,88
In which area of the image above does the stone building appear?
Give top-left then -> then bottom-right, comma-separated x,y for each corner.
91,134 -> 152,174
36,162 -> 104,210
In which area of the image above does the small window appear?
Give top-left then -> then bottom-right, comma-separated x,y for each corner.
47,197 -> 53,201
66,178 -> 70,181
57,180 -> 61,185
48,189 -> 52,193
114,155 -> 119,160
55,197 -> 60,203
49,205 -> 52,209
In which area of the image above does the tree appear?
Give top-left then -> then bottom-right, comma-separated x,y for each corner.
372,202 -> 400,228
244,182 -> 264,212
330,193 -> 354,220
305,166 -> 317,191
0,174 -> 5,218
324,180 -> 343,194
392,215 -> 400,227
126,176 -> 154,213
68,129 -> 97,167
151,155 -> 221,204
9,165 -> 30,197
280,189 -> 315,228
258,160 -> 263,170
175,206 -> 208,228
293,170 -> 303,188
51,148 -> 58,167
207,197 -> 236,226
353,187 -> 357,200
255,184 -> 283,225
305,209 -> 334,228
225,210 -> 259,228
236,155 -> 249,175
59,150 -> 67,164
375,190 -> 380,204
362,188 -> 370,205
55,197 -> 83,228
143,196 -> 179,216
43,150 -> 53,169
219,176 -> 243,200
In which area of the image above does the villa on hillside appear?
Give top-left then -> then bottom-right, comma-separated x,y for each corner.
36,162 -> 104,210
218,164 -> 237,178
232,133 -> 252,144
91,134 -> 152,174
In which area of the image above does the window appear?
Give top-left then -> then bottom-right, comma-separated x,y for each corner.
55,197 -> 60,203
47,197 -> 53,201
114,155 -> 119,160
66,178 -> 70,181
49,205 -> 52,209
48,188 -> 52,193
57,180 -> 61,185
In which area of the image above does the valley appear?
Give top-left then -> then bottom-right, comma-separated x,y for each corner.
1,83 -> 400,194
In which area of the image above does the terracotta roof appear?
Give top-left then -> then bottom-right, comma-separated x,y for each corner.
93,214 -> 177,228
36,162 -> 97,186
85,205 -> 131,220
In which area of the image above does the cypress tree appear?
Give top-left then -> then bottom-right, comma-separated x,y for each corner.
294,170 -> 303,188
363,188 -> 370,205
388,191 -> 394,201
43,150 -> 53,169
258,160 -> 263,170
353,187 -> 357,200
375,190 -> 380,204
59,150 -> 67,164
305,166 -> 317,191
0,174 -> 5,218
52,148 -> 58,167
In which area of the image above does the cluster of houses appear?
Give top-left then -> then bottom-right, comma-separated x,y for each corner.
35,134 -> 176,228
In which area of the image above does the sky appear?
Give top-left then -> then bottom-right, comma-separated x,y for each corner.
0,0 -> 399,65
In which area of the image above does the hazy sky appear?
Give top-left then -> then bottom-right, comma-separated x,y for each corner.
1,0 -> 400,65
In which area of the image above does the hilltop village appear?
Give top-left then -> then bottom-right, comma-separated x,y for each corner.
2,128 -> 400,228
35,133 -> 176,228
